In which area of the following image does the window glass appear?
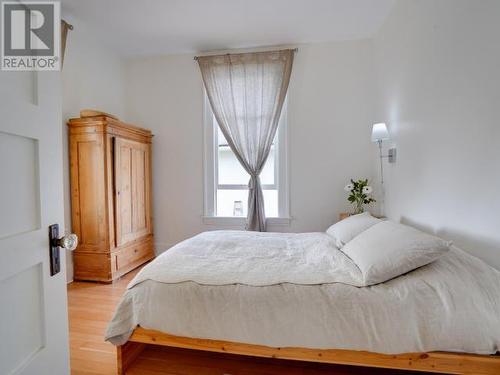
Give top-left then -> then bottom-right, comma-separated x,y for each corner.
212,107 -> 283,219
217,126 -> 275,186
217,127 -> 249,185
260,146 -> 275,185
216,189 -> 248,217
216,189 -> 278,217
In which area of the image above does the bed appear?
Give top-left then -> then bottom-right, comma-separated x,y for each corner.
105,230 -> 500,374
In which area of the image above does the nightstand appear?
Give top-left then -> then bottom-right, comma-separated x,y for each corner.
339,212 -> 353,221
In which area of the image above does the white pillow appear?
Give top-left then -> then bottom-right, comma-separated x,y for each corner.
341,221 -> 451,286
326,212 -> 381,248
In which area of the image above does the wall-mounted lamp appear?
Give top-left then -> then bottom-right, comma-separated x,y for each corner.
371,123 -> 396,184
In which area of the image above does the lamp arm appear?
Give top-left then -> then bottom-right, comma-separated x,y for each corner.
378,140 -> 384,185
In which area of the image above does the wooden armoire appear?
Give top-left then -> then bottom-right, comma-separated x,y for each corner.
68,114 -> 154,282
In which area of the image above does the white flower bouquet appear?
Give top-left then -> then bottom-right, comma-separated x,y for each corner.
344,179 -> 376,214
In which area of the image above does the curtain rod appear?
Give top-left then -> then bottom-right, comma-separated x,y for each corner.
62,19 -> 74,30
193,48 -> 298,61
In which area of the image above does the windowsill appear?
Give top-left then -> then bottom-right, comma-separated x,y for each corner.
202,216 -> 292,226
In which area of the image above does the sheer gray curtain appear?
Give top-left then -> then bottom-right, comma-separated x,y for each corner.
61,20 -> 72,68
197,50 -> 294,231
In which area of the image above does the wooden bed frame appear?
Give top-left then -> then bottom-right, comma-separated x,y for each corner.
117,327 -> 500,374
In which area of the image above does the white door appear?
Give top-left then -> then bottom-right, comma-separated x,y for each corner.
0,70 -> 70,374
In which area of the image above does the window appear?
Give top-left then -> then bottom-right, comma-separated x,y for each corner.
203,94 -> 290,225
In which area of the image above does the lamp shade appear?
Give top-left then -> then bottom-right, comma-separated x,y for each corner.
371,123 -> 389,142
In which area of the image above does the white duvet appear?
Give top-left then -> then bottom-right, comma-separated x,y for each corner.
105,231 -> 500,355
128,231 -> 363,287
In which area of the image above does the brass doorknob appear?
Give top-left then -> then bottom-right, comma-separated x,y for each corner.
55,233 -> 78,251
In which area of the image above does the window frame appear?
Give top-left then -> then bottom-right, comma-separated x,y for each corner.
202,92 -> 290,226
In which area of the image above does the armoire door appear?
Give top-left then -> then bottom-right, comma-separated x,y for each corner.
114,137 -> 152,246
69,132 -> 108,252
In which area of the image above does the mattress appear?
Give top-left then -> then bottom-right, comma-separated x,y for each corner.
105,232 -> 500,355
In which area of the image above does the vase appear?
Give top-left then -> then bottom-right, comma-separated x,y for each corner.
353,202 -> 364,214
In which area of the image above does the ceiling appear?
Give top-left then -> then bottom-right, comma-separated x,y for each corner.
62,0 -> 395,57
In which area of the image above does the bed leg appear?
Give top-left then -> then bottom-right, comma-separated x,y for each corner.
117,341 -> 146,375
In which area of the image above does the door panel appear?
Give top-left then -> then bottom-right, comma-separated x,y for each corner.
0,264 -> 44,375
0,71 -> 69,375
0,132 -> 40,239
132,147 -> 147,232
69,134 -> 107,251
116,139 -> 132,244
79,141 -> 101,244
106,135 -> 116,250
114,138 -> 151,246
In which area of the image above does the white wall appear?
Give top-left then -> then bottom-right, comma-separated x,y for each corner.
373,0 -> 500,268
62,15 -> 127,281
124,41 -> 377,252
61,0 -> 500,275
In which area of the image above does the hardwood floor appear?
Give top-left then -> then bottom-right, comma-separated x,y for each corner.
68,269 -> 136,375
68,267 -> 437,375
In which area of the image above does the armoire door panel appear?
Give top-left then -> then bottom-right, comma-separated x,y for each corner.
70,134 -> 107,251
78,141 -> 102,244
132,147 -> 148,236
120,142 -> 133,239
106,134 -> 116,250
115,138 -> 152,246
